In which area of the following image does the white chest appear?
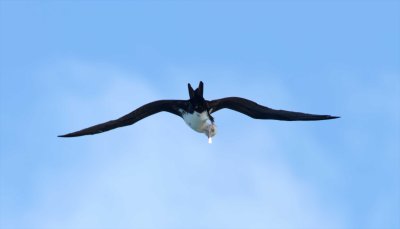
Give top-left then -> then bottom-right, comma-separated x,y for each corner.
181,111 -> 210,133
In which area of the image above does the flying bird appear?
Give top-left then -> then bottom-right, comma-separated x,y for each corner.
59,81 -> 339,143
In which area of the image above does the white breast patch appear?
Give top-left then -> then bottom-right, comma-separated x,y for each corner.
180,110 -> 210,133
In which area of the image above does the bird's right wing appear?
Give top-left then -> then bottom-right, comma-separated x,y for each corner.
59,100 -> 188,137
208,97 -> 339,121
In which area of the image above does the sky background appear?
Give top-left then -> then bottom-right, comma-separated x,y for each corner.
0,1 -> 399,229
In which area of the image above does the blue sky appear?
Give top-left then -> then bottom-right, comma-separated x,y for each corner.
0,1 -> 399,229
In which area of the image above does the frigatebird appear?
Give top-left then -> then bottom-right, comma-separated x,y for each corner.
59,81 -> 339,143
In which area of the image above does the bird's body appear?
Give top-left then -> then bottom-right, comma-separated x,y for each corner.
180,109 -> 216,143
59,81 -> 338,143
180,110 -> 211,133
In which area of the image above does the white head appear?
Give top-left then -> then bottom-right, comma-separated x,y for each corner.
205,123 -> 217,144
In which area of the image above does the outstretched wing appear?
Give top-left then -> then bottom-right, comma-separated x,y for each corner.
59,100 -> 187,137
208,97 -> 339,121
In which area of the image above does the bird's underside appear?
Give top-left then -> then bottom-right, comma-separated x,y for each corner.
59,91 -> 339,138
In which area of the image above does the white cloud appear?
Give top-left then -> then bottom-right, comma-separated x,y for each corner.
3,60 -> 347,229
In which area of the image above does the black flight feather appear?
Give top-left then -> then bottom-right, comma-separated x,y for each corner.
208,97 -> 339,121
59,100 -> 187,137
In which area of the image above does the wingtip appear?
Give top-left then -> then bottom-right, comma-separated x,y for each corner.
58,133 -> 77,137
58,134 -> 69,138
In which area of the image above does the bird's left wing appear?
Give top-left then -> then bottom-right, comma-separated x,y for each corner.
59,100 -> 187,137
208,97 -> 339,121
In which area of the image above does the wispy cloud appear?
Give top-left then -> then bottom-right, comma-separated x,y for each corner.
2,60 -> 348,229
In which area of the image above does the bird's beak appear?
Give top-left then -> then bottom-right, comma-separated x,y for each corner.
208,136 -> 212,144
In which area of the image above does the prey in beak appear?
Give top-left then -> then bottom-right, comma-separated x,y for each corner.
206,123 -> 217,144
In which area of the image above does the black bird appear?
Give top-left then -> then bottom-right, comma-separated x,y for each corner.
59,81 -> 339,143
